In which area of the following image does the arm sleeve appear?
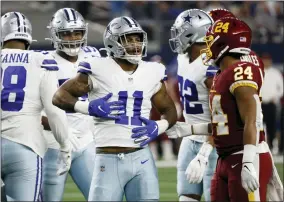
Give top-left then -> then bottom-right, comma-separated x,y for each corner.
40,70 -> 69,147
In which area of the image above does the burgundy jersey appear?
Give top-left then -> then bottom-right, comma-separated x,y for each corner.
240,51 -> 264,74
209,61 -> 265,156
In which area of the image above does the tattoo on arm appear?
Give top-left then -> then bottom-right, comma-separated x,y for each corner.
52,73 -> 90,112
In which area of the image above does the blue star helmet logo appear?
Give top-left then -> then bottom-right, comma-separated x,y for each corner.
183,15 -> 192,23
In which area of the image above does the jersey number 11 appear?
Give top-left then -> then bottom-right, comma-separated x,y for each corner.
115,91 -> 143,126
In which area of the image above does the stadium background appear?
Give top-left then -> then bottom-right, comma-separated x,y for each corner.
2,1 -> 283,201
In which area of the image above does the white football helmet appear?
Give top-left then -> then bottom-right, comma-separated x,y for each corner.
1,12 -> 33,49
47,8 -> 88,56
169,9 -> 213,54
103,16 -> 147,64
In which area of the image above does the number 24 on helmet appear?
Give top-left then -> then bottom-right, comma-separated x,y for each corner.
201,17 -> 252,65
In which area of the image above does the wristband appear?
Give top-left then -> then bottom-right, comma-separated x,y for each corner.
192,123 -> 210,135
156,119 -> 169,135
74,101 -> 89,115
199,142 -> 213,158
242,144 -> 257,163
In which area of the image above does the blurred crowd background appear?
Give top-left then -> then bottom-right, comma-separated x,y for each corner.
2,1 -> 283,160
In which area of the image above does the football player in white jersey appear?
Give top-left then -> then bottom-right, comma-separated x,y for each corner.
40,8 -> 102,201
1,12 -> 71,201
167,9 -> 218,201
52,16 -> 177,201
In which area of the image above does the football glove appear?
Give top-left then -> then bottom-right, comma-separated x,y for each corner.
57,143 -> 72,176
88,93 -> 125,119
185,142 -> 213,184
241,144 -> 259,193
132,117 -> 159,147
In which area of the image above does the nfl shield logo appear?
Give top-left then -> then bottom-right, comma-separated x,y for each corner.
128,77 -> 133,83
100,166 -> 105,172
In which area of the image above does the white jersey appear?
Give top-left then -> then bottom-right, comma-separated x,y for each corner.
1,49 -> 69,157
177,54 -> 218,142
78,57 -> 165,147
43,46 -> 101,150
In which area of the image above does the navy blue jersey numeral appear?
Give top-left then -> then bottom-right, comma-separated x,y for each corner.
1,66 -> 27,111
115,90 -> 143,126
33,50 -> 49,55
81,46 -> 97,53
178,75 -> 203,114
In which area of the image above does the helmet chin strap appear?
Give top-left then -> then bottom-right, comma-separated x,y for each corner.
126,58 -> 141,64
62,47 -> 80,56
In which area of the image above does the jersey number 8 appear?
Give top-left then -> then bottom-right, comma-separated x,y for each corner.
1,66 -> 27,111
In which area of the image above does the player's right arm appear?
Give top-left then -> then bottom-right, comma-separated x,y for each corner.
52,61 -> 125,119
40,69 -> 70,148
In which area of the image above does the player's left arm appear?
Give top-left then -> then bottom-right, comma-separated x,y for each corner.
151,82 -> 177,129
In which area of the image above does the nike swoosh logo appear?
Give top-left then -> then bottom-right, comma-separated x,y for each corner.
231,163 -> 239,168
141,159 -> 149,164
151,125 -> 158,135
98,106 -> 106,113
244,165 -> 250,171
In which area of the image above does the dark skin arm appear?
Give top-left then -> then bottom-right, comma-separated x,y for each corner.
204,77 -> 214,90
52,73 -> 90,112
151,82 -> 177,128
204,77 -> 215,146
234,86 -> 258,146
41,116 -> 51,131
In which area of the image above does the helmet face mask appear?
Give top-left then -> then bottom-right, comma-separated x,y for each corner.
169,9 -> 213,54
104,16 -> 147,64
47,8 -> 88,56
201,17 -> 252,66
118,33 -> 144,58
1,12 -> 33,49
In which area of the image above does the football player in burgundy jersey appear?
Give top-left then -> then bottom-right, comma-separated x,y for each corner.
168,9 -> 283,201
201,17 -> 272,202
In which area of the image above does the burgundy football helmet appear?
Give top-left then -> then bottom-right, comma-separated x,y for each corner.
208,8 -> 235,22
201,17 -> 252,65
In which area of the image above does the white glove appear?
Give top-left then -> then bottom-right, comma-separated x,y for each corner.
57,143 -> 72,176
185,142 -> 213,184
166,122 -> 192,139
241,162 -> 259,193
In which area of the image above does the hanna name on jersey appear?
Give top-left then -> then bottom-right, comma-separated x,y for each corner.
2,53 -> 29,64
